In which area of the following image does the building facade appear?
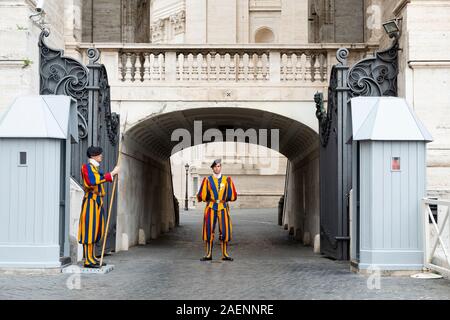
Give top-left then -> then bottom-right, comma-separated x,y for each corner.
0,0 -> 449,256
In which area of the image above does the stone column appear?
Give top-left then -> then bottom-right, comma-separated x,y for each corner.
365,0 -> 383,45
122,0 -> 136,43
185,0 -> 207,43
237,0 -> 249,43
64,0 -> 83,60
280,0 -> 308,43
206,0 -> 237,44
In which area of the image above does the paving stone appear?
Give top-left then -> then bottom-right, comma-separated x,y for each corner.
0,208 -> 449,300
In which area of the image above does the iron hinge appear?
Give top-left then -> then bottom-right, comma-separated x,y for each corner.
335,236 -> 350,241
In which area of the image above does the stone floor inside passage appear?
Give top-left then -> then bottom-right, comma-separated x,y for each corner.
1,208 -> 450,300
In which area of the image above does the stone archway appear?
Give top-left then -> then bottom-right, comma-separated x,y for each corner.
115,105 -> 320,253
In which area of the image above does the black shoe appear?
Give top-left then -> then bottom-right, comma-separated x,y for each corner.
222,256 -> 234,261
94,261 -> 106,267
200,256 -> 212,261
83,263 -> 101,269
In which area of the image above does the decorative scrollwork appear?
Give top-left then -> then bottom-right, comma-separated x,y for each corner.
315,91 -> 332,147
98,66 -> 120,146
316,38 -> 399,147
39,29 -> 89,139
348,36 -> 399,98
87,48 -> 101,63
336,47 -> 349,65
316,49 -> 342,147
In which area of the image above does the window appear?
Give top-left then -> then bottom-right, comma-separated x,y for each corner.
18,151 -> 27,166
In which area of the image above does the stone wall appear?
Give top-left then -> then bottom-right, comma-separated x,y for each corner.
117,134 -> 176,251
398,0 -> 450,199
0,0 -> 65,115
309,0 -> 365,43
82,0 -> 121,42
283,148 -> 320,248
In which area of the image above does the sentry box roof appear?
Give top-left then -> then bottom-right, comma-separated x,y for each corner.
350,97 -> 433,142
0,95 -> 79,143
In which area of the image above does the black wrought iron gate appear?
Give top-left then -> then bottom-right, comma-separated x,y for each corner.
39,30 -> 120,253
316,37 -> 399,260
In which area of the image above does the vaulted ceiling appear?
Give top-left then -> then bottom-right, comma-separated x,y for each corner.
126,107 -> 318,160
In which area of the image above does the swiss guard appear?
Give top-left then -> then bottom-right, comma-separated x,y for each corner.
197,159 -> 238,261
78,146 -> 119,268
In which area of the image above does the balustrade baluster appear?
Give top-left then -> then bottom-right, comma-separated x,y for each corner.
229,54 -> 237,81
209,53 -> 217,81
295,53 -> 304,81
201,53 -> 208,81
124,53 -> 133,82
286,54 -> 293,81
242,53 -> 249,81
187,53 -> 193,81
305,53 -> 312,82
248,54 -> 256,81
312,54 -> 321,82
176,53 -> 182,81
143,53 -> 151,82
219,54 -> 226,81
238,54 -> 245,82
119,53 -> 126,82
281,53 -> 288,81
159,53 -> 165,80
255,54 -> 262,81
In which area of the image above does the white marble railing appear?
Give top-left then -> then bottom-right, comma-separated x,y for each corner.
75,43 -> 373,86
118,49 -> 328,83
423,198 -> 450,278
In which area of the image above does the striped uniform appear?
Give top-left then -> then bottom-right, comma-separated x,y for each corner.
78,163 -> 113,266
197,175 -> 237,258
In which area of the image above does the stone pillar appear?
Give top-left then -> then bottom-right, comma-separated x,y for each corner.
165,51 -> 177,82
397,0 -> 450,199
122,0 -> 136,43
185,0 -> 207,43
269,51 -> 281,83
206,0 -> 237,44
237,0 -> 250,43
64,0 -> 82,43
64,0 -> 83,60
280,0 -> 308,43
365,0 -> 384,45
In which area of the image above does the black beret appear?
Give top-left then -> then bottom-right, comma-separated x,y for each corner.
87,146 -> 103,158
210,159 -> 221,168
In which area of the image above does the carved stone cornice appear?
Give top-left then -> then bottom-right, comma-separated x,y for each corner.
169,10 -> 185,35
150,19 -> 165,43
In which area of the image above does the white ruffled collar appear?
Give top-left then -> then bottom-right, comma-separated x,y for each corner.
89,158 -> 100,167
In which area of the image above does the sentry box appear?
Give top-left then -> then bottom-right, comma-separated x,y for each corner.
349,97 -> 433,272
0,96 -> 78,269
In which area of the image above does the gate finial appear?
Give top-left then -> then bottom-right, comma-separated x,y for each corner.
336,48 -> 349,65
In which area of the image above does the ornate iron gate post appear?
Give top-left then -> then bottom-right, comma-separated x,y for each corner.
315,49 -> 351,260
316,36 -> 399,260
86,49 -> 120,253
39,30 -> 120,253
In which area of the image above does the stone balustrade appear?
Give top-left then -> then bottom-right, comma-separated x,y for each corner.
77,44 -> 373,86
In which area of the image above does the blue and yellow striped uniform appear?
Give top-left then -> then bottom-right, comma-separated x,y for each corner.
197,175 -> 237,258
78,162 -> 113,266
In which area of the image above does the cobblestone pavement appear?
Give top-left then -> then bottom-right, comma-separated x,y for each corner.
1,208 -> 450,300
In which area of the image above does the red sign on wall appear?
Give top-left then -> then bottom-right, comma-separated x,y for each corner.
392,157 -> 401,171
